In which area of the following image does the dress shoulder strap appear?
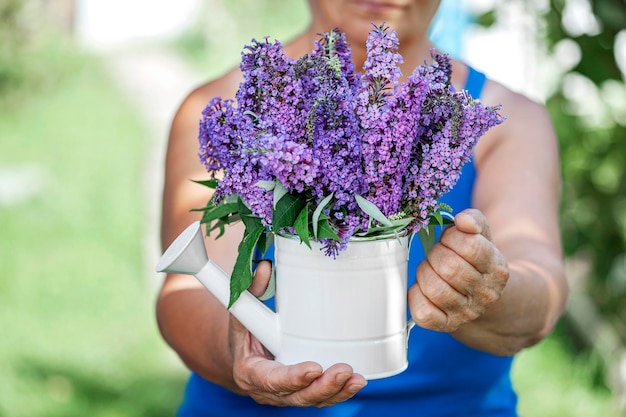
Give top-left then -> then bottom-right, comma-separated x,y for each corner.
464,66 -> 486,98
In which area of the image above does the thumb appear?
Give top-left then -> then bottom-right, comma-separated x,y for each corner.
249,260 -> 272,298
454,209 -> 492,241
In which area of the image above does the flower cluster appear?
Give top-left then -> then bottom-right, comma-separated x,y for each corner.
197,24 -> 504,262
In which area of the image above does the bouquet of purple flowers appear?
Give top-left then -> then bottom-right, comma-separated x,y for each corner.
195,24 -> 504,306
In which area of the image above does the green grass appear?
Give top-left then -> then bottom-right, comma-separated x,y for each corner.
0,45 -> 186,417
513,329 -> 624,417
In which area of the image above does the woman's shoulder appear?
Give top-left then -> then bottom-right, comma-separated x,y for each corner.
473,74 -> 556,164
482,77 -> 547,118
176,67 -> 243,121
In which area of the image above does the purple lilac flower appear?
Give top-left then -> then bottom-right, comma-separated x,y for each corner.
216,156 -> 274,224
259,133 -> 320,193
198,95 -> 273,221
238,37 -> 309,143
303,32 -> 367,253
322,214 -> 362,258
198,97 -> 244,173
402,52 -> 504,231
384,74 -> 428,213
312,28 -> 360,93
209,37 -> 309,220
357,23 -> 413,218
198,28 -> 504,257
309,69 -> 365,208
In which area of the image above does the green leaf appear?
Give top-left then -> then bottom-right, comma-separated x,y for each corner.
255,180 -> 276,191
433,210 -> 444,227
430,208 -> 454,228
272,181 -> 289,209
317,217 -> 341,241
438,202 -> 453,213
293,205 -> 311,248
440,211 -> 455,225
237,198 -> 263,231
355,194 -> 393,227
229,225 -> 265,308
191,178 -> 218,189
475,9 -> 496,28
211,222 -> 226,239
243,110 -> 259,120
272,192 -> 306,233
196,202 -> 238,222
416,224 -> 437,258
224,194 -> 240,204
390,217 -> 416,228
255,229 -> 270,255
206,214 -> 241,239
194,200 -> 240,235
312,193 -> 334,238
210,213 -> 241,228
356,216 -> 414,237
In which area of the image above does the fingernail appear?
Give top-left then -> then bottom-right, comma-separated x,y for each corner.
348,381 -> 367,393
335,372 -> 351,384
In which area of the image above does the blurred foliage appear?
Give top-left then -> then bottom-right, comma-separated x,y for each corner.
474,0 -> 626,404
480,0 -> 626,339
0,0 -> 80,102
512,322 -> 622,417
0,0 -> 27,93
538,0 -> 626,332
169,0 -> 310,79
0,4 -> 187,415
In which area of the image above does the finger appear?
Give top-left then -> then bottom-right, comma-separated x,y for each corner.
408,279 -> 449,331
313,373 -> 368,407
417,258 -> 469,312
426,243 -> 482,296
249,260 -> 272,297
438,228 -> 508,300
243,363 -> 347,406
283,364 -> 363,407
413,260 -> 481,330
454,209 -> 492,241
244,359 -> 324,396
233,341 -> 323,400
440,226 -> 494,273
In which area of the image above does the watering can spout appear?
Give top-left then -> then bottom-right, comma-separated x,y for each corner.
156,221 -> 209,275
156,221 -> 281,356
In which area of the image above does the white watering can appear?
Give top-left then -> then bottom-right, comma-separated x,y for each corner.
157,221 -> 415,379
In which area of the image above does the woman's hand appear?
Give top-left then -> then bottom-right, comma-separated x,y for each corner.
409,209 -> 510,332
228,261 -> 368,407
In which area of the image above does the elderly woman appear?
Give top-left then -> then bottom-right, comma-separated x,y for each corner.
156,1 -> 568,415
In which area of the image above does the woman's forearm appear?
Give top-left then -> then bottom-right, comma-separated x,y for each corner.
156,274 -> 244,393
451,245 -> 567,356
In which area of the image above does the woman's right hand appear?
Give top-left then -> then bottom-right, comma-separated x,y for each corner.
228,260 -> 368,407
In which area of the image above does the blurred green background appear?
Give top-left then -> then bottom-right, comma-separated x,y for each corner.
1,0 -> 624,416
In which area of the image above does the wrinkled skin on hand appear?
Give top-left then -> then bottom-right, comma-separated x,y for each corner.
228,261 -> 368,407
409,209 -> 510,332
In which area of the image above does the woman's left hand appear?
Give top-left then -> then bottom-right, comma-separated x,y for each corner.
408,208 -> 510,332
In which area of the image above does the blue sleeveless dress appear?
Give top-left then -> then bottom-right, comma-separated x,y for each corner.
177,68 -> 518,417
